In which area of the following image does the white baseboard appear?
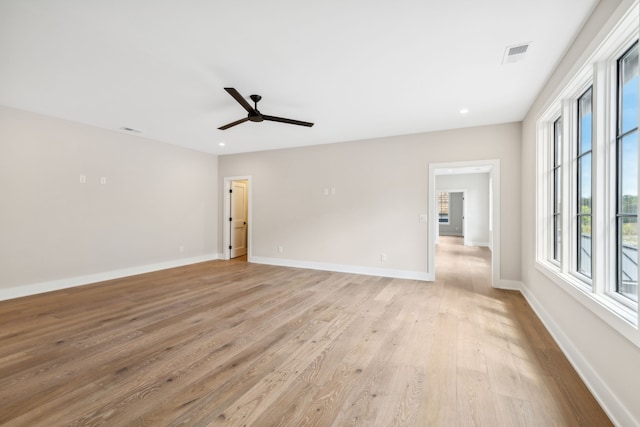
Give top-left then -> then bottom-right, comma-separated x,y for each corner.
249,256 -> 434,281
493,279 -> 522,291
520,283 -> 637,427
466,241 -> 490,247
0,253 -> 221,302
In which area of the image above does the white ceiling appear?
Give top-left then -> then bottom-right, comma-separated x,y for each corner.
0,0 -> 598,155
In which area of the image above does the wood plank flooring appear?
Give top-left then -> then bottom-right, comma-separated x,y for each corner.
0,237 -> 611,426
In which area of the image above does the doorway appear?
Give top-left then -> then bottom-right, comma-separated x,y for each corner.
223,176 -> 252,260
230,180 -> 248,258
428,160 -> 500,286
437,190 -> 465,242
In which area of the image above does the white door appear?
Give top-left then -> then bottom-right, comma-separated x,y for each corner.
230,181 -> 248,258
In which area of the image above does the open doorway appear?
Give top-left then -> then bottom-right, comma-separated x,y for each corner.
436,190 -> 465,243
223,176 -> 252,260
428,160 -> 500,287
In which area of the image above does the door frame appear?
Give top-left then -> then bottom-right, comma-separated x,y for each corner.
428,159 -> 500,286
223,175 -> 252,261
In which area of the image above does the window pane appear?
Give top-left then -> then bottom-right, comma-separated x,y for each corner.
578,215 -> 592,277
554,214 -> 562,262
579,88 -> 593,154
554,118 -> 562,166
579,153 -> 592,214
617,42 -> 639,303
438,192 -> 449,223
620,132 -> 638,215
619,216 -> 638,302
555,168 -> 562,214
552,116 -> 562,263
620,44 -> 639,135
576,88 -> 593,279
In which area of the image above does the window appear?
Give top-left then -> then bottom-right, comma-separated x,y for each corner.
577,88 -> 592,278
553,117 -> 563,263
438,192 -> 449,223
535,2 -> 639,345
616,42 -> 638,302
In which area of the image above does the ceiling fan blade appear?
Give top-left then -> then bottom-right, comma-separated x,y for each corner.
262,115 -> 314,127
224,88 -> 255,114
218,117 -> 249,130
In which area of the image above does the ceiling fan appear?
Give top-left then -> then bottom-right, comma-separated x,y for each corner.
218,87 -> 314,130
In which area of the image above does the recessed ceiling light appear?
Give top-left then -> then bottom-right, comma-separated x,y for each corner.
460,108 -> 469,114
219,142 -> 225,147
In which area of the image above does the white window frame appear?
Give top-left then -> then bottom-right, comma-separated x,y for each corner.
551,115 -> 563,266
609,40 -> 639,309
535,1 -> 640,348
568,83 -> 595,291
576,86 -> 594,281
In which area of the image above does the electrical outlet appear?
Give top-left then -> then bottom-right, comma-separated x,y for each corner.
380,252 -> 387,262
79,174 -> 86,184
179,246 -> 184,253
278,246 -> 283,253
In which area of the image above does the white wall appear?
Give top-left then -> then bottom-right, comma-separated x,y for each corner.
0,106 -> 219,298
436,173 -> 490,245
219,122 -> 521,281
521,0 -> 640,425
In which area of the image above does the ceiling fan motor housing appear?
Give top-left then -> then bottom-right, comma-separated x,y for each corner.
248,95 -> 263,121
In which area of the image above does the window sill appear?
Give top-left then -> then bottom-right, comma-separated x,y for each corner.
535,260 -> 640,348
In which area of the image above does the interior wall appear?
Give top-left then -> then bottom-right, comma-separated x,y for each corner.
219,122 -> 521,280
520,0 -> 640,425
437,173 -> 490,245
0,106 -> 219,294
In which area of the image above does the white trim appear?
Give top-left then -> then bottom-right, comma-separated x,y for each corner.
0,253 -> 220,301
466,241 -> 490,248
494,279 -> 522,291
429,159 -> 501,286
222,175 -> 253,261
250,256 -> 433,281
521,282 -> 639,427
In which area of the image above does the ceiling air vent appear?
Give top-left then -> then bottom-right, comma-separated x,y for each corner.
502,42 -> 530,64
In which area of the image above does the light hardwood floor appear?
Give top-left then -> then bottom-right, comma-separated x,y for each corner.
0,237 -> 611,426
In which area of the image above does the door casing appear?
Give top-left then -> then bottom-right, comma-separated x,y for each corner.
223,175 -> 252,260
